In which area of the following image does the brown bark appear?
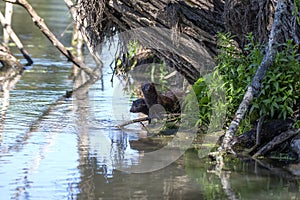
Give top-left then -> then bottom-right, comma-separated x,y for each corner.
77,0 -> 225,83
77,0 -> 300,81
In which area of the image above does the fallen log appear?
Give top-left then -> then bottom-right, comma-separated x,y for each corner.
253,128 -> 300,158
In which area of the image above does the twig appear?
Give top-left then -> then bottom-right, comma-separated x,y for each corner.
116,117 -> 150,128
0,10 -> 33,65
246,115 -> 265,155
116,113 -> 181,129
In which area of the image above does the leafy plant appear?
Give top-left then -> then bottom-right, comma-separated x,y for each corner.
192,77 -> 211,127
251,40 -> 300,119
292,0 -> 300,24
192,32 -> 300,133
185,72 -> 227,131
115,40 -> 139,73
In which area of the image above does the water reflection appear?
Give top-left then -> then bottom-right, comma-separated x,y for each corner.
78,158 -> 204,200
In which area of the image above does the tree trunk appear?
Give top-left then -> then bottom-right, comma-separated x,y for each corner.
77,0 -> 226,83
77,0 -> 300,78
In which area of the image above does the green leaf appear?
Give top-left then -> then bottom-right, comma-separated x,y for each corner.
274,82 -> 279,92
286,106 -> 293,114
272,101 -> 279,109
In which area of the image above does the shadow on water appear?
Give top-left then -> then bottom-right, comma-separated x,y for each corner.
1,0 -> 300,200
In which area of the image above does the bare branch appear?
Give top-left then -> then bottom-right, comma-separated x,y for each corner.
0,10 -> 33,65
116,117 -> 150,128
3,2 -> 13,43
4,0 -> 97,79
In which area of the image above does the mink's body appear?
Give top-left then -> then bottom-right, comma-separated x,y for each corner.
129,83 -> 180,116
141,83 -> 180,113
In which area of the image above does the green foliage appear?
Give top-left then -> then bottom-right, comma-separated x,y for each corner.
192,32 -> 300,132
115,40 -> 139,73
127,40 -> 139,59
293,0 -> 300,24
182,90 -> 203,128
216,33 -> 263,122
251,40 -> 300,119
293,120 -> 300,128
159,62 -> 168,84
185,71 -> 226,131
218,33 -> 299,123
150,61 -> 169,87
192,77 -> 211,126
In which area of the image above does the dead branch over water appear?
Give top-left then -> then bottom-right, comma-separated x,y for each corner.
0,10 -> 33,65
3,0 -> 97,79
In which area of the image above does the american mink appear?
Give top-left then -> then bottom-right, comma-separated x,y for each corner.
141,83 -> 180,113
130,98 -> 149,115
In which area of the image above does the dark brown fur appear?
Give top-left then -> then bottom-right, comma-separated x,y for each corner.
130,98 -> 149,115
141,83 -> 180,114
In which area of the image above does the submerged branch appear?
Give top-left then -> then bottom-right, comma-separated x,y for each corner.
0,44 -> 22,69
3,71 -> 100,154
116,113 -> 181,128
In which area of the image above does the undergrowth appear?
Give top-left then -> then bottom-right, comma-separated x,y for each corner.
189,33 -> 300,134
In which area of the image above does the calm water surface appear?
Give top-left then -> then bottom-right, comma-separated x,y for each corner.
0,1 -> 300,200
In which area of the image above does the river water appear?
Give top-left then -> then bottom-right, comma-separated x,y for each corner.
0,1 -> 300,200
